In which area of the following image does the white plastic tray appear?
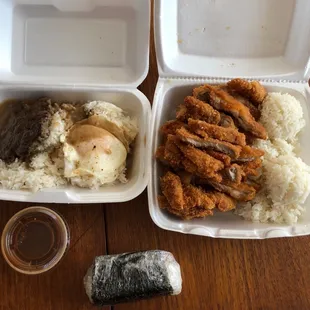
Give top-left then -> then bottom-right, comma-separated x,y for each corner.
149,0 -> 310,238
0,0 -> 151,203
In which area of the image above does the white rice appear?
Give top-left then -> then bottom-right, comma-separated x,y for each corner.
236,92 -> 310,224
0,155 -> 66,192
260,92 -> 305,143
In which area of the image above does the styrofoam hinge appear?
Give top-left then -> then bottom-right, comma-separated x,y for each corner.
158,76 -> 307,84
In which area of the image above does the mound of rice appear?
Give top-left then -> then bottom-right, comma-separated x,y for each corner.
236,92 -> 310,224
260,93 -> 305,143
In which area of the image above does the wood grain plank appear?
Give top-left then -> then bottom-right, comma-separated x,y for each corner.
106,192 -> 310,310
0,202 -> 109,310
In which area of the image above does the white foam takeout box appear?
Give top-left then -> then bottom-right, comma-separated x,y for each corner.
0,0 -> 151,203
148,0 -> 310,239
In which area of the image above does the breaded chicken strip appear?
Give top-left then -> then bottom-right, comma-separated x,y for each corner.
219,113 -> 236,128
160,120 -> 187,136
223,163 -> 245,184
164,135 -> 183,168
227,78 -> 267,106
208,191 -> 236,212
159,172 -> 215,219
193,85 -> 267,139
241,158 -> 262,178
176,127 -> 241,159
217,85 -> 261,119
207,179 -> 256,201
236,145 -> 265,163
206,150 -> 231,167
188,118 -> 246,146
160,171 -> 185,210
175,139 -> 224,178
176,96 -> 221,124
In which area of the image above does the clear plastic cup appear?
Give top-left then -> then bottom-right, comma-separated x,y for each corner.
1,206 -> 70,275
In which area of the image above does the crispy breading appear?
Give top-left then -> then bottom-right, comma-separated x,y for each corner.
155,145 -> 166,163
159,172 -> 215,219
217,85 -> 261,119
188,118 -> 246,146
241,158 -> 262,178
176,127 -> 241,159
219,113 -> 236,128
175,140 -> 224,179
207,179 -> 256,201
227,78 -> 267,106
236,145 -> 265,162
208,191 -> 236,212
176,96 -> 221,124
160,120 -> 186,136
160,171 -> 185,210
223,163 -> 245,184
158,195 -> 171,210
206,150 -> 231,167
164,135 -> 183,168
193,84 -> 267,139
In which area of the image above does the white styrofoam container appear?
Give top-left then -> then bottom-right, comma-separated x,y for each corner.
0,0 -> 151,203
148,0 -> 310,239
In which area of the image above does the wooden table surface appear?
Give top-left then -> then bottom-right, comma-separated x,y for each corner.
1,4 -> 310,310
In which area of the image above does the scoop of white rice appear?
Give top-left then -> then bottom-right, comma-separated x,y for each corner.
236,92 -> 310,224
0,154 -> 66,192
254,138 -> 295,160
236,192 -> 304,224
264,155 -> 310,205
260,93 -> 305,143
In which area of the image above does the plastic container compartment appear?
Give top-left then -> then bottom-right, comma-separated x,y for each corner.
0,0 -> 151,203
148,0 -> 310,239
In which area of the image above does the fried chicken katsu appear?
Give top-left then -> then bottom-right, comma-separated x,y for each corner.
227,78 -> 267,106
175,139 -> 224,178
176,96 -> 221,124
176,127 -> 241,159
208,191 -> 236,212
193,85 -> 267,139
159,171 -> 215,219
188,118 -> 246,146
156,78 -> 267,220
219,113 -> 236,128
160,120 -> 186,137
217,85 -> 261,120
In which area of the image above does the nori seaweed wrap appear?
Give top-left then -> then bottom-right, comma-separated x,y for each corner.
84,250 -> 182,306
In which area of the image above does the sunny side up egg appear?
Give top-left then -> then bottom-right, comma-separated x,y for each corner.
63,123 -> 127,188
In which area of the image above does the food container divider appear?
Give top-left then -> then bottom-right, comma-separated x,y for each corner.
0,0 -> 151,203
148,0 -> 310,239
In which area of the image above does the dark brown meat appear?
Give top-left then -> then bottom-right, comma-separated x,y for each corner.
227,78 -> 267,106
223,163 -> 245,184
188,118 -> 246,146
207,179 -> 256,201
219,113 -> 236,128
193,84 -> 267,139
176,127 -> 241,159
176,96 -> 221,124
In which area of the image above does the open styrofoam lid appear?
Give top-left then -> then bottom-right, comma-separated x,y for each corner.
155,0 -> 310,81
0,0 -> 150,87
